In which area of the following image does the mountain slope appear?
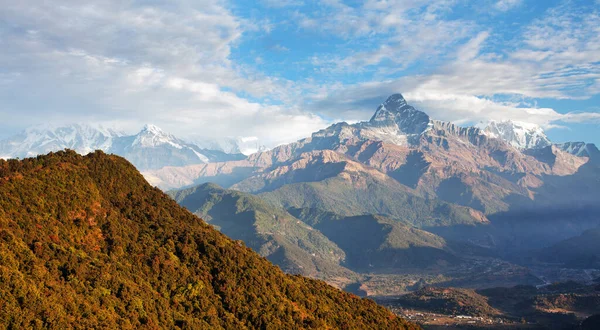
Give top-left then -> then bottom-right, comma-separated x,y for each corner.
252,150 -> 488,228
396,287 -> 500,317
288,208 -> 462,270
143,94 -> 600,251
168,180 -> 464,276
167,183 -> 352,281
109,124 -> 245,170
556,142 -> 600,162
0,150 -> 417,329
145,94 -> 590,214
536,228 -> 600,268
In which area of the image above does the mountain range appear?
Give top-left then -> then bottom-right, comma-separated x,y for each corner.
146,95 -> 596,208
3,94 -> 599,289
149,94 -> 600,293
0,123 -> 246,170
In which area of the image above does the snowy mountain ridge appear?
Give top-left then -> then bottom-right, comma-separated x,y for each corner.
0,123 -> 246,170
0,123 -> 124,159
482,120 -> 551,150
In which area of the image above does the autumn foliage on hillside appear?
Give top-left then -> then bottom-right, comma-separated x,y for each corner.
0,150 -> 419,329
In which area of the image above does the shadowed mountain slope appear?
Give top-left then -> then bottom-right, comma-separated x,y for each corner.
167,183 -> 352,280
288,208 -> 462,270
168,183 -> 465,279
536,228 -> 600,268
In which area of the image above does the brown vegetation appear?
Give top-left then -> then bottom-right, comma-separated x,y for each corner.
0,150 -> 418,329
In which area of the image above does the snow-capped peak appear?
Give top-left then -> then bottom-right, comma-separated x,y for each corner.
555,142 -> 600,160
382,93 -> 408,110
367,93 -> 431,135
133,124 -> 184,149
483,120 -> 551,149
141,123 -> 164,135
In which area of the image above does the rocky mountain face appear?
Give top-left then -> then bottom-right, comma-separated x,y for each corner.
0,123 -> 245,170
152,94 -> 600,251
0,150 -> 418,329
362,93 -> 432,144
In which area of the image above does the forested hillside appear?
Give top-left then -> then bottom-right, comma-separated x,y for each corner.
0,150 -> 418,329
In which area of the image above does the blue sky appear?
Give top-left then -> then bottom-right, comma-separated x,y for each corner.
0,0 -> 599,146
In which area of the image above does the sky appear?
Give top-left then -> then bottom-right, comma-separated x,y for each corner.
0,0 -> 599,147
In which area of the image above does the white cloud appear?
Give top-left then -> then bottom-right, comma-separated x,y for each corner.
494,0 -> 522,12
0,0 -> 322,147
305,77 -> 600,133
303,1 -> 600,130
299,1 -> 475,73
262,0 -> 304,7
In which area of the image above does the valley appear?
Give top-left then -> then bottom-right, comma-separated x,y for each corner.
378,280 -> 600,329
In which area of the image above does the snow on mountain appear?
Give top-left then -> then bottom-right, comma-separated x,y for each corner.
555,142 -> 600,161
482,120 -> 551,149
144,93 -> 593,194
367,93 -> 432,135
306,94 -> 434,148
0,123 -> 124,159
131,124 -> 185,149
0,123 -> 246,170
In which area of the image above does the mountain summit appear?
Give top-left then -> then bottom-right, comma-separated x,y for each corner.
146,93 -> 595,217
140,123 -> 165,136
131,123 -> 192,150
369,94 -> 431,135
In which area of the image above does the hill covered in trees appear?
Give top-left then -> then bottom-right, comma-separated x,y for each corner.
0,150 -> 418,329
